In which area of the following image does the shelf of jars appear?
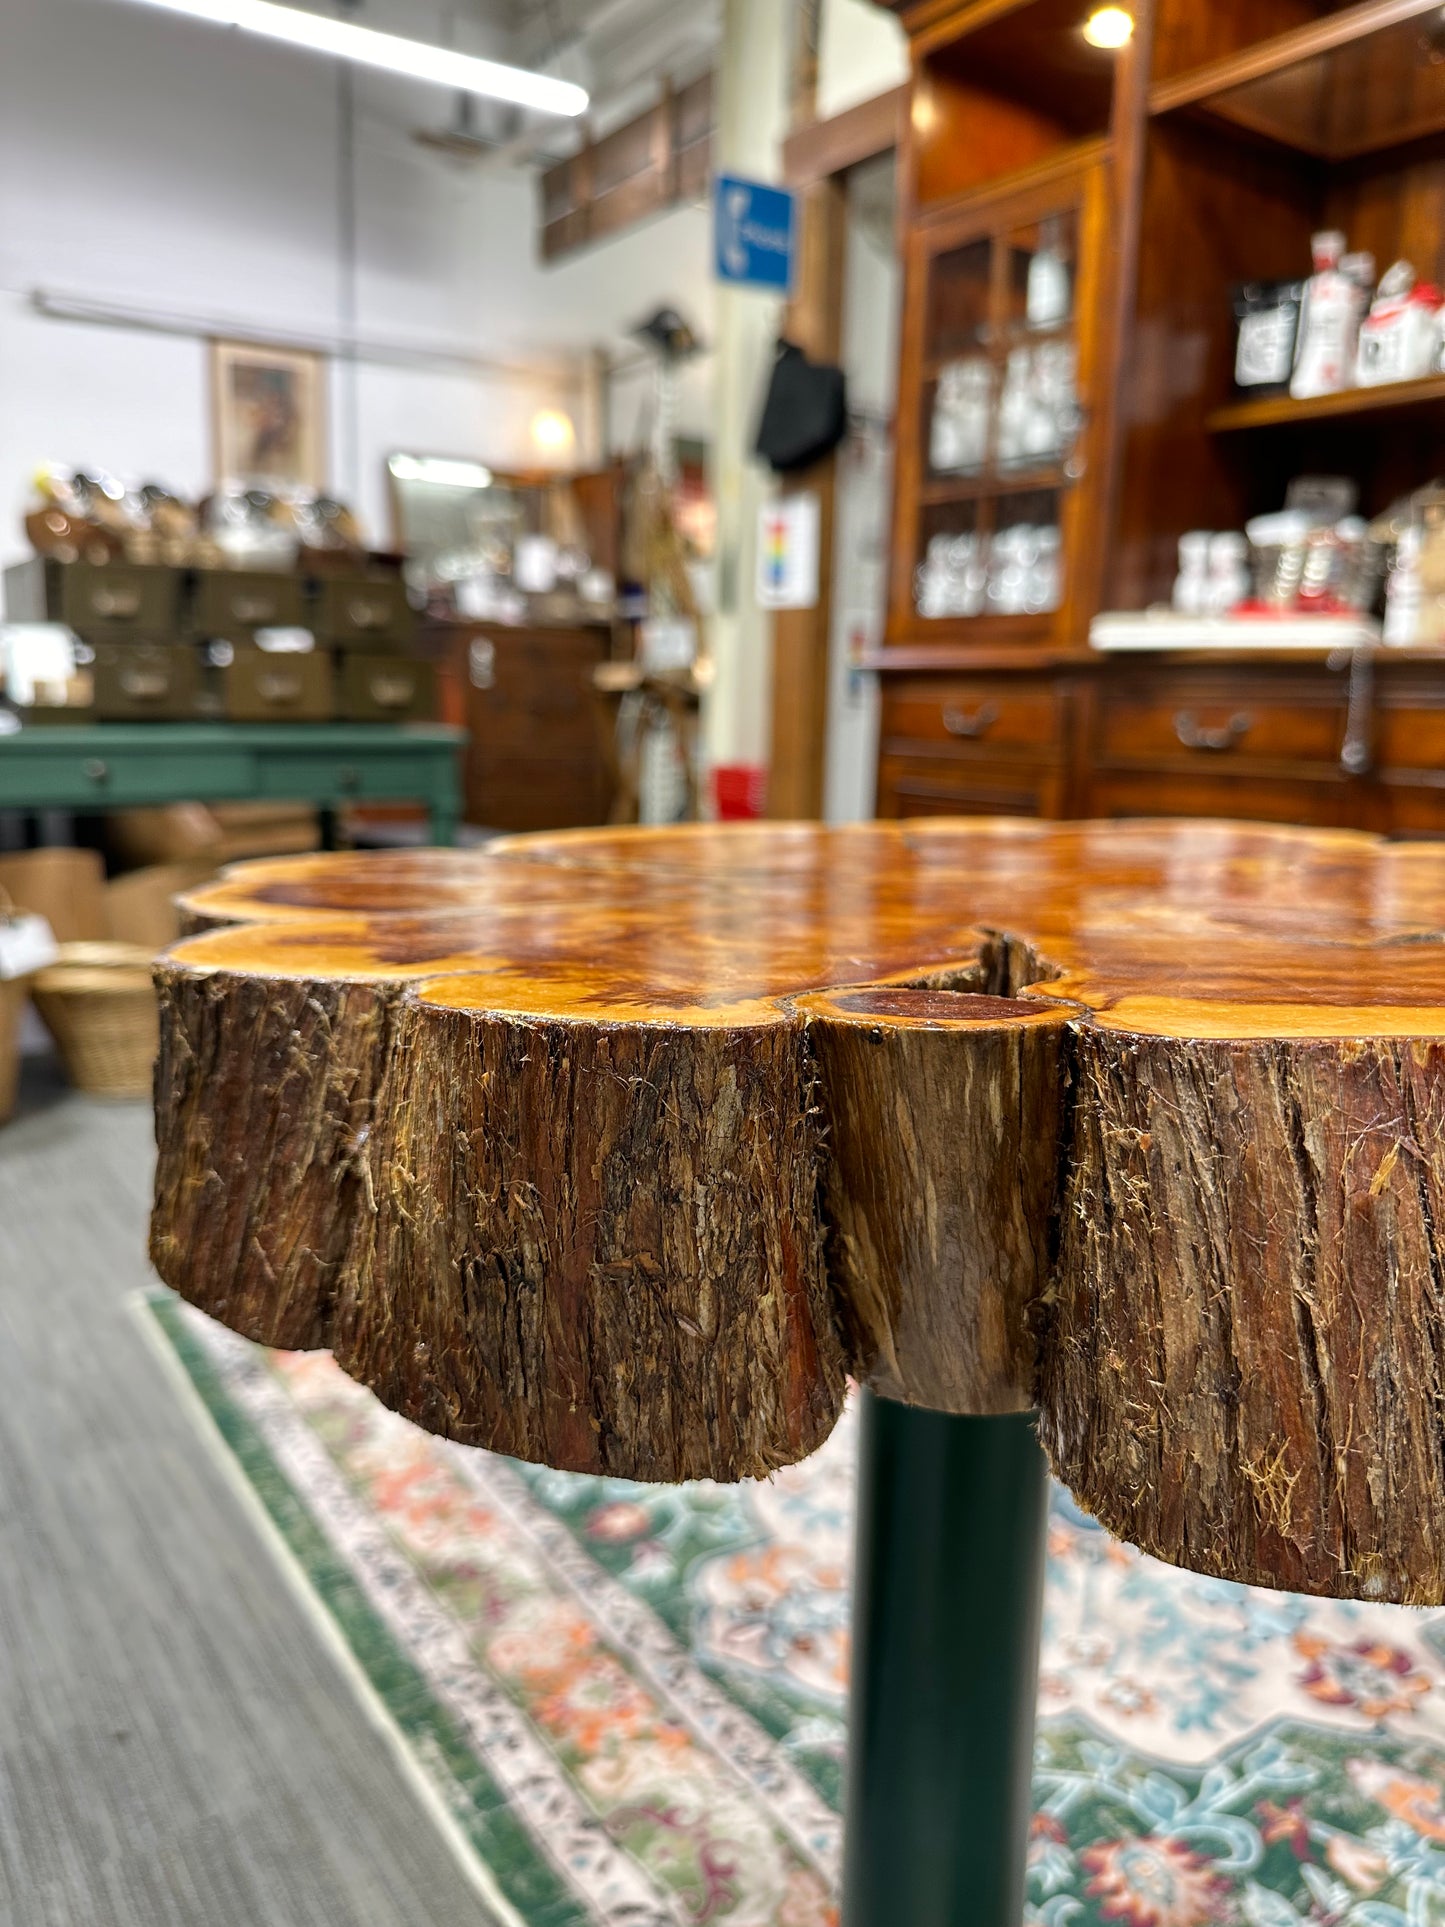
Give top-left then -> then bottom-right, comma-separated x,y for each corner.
909,198 -> 1083,626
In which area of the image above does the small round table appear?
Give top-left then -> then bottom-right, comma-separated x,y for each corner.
151,819 -> 1445,1924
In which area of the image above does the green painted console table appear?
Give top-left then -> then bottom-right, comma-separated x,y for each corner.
0,723 -> 466,845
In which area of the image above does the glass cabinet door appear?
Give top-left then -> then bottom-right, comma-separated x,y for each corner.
903,163 -> 1101,639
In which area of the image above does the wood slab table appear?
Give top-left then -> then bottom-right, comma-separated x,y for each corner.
149,817 -> 1445,1925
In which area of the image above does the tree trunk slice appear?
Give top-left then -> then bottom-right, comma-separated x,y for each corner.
797,986 -> 1080,1417
152,819 -> 1445,1600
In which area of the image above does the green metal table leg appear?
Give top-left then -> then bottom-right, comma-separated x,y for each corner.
843,1393 -> 1050,1927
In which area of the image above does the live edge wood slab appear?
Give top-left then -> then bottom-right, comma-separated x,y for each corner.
150,819 -> 1445,1605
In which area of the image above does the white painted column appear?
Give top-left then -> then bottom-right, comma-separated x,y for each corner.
704,0 -> 792,775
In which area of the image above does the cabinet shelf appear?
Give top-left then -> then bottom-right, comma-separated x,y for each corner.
920,466 -> 1069,504
1207,373 -> 1445,432
922,326 -> 1072,380
1149,0 -> 1445,161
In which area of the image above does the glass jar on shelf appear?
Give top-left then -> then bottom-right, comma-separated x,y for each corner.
1006,212 -> 1076,339
994,342 -> 1079,471
916,527 -> 989,620
929,357 -> 995,476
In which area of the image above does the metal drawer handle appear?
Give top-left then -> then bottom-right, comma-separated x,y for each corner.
119,669 -> 170,700
369,672 -> 415,708
83,758 -> 109,783
1340,645 -> 1373,775
1174,710 -> 1252,752
91,587 -> 141,619
257,671 -> 304,703
469,639 -> 496,690
941,701 -> 1000,740
232,595 -> 277,623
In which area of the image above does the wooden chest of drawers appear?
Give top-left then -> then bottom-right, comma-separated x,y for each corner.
1086,662 -> 1355,827
874,652 -> 1445,836
431,620 -> 613,833
877,673 -> 1076,819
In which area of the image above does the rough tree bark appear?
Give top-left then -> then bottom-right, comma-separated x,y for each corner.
800,986 -> 1079,1416
1041,1028 -> 1445,1603
152,819 -> 1445,1601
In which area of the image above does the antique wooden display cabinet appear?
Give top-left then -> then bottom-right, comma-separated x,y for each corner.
875,0 -> 1445,831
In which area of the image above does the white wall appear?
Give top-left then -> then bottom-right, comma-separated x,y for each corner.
0,0 -> 715,563
816,0 -> 908,121
705,0 -> 792,774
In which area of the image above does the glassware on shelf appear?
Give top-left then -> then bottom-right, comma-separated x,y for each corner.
913,192 -> 1086,630
995,349 -> 1032,468
916,530 -> 989,619
1025,217 -> 1072,331
995,342 -> 1079,470
1006,214 -> 1076,339
1208,531 -> 1251,612
1298,516 -> 1368,609
1291,232 -> 1373,401
988,523 -> 1062,615
1172,531 -> 1212,613
915,521 -> 1061,620
1385,524 -> 1424,644
929,358 -> 994,475
1031,526 -> 1063,612
1356,261 -> 1442,386
1034,339 -> 1080,462
1232,280 -> 1304,395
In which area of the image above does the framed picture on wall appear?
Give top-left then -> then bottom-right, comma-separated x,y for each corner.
211,339 -> 327,489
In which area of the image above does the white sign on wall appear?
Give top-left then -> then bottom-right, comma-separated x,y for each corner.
755,492 -> 821,611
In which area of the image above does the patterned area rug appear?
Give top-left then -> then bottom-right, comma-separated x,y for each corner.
148,1294 -> 1445,1927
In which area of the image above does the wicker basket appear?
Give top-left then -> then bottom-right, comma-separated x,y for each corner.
0,976 -> 24,1124
0,883 -> 39,1124
32,942 -> 159,1099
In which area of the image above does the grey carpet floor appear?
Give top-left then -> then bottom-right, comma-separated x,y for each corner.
0,1058 -> 498,1927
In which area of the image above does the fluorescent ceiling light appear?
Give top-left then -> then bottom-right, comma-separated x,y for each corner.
389,455 -> 494,488
120,0 -> 588,117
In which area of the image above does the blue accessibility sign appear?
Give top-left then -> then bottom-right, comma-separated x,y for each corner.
714,174 -> 796,291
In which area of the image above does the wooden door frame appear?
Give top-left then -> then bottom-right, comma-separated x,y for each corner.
765,88 -> 905,821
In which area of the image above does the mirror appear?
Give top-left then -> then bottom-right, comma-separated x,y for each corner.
387,453 -> 524,587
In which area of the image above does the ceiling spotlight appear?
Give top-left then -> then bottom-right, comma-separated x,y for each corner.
1082,6 -> 1134,48
117,0 -> 588,117
530,410 -> 576,459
